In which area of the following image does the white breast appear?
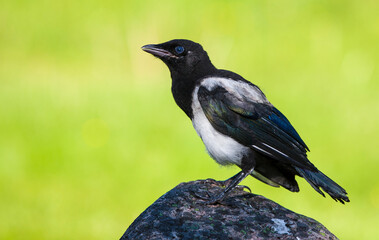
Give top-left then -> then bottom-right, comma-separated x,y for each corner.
191,77 -> 253,166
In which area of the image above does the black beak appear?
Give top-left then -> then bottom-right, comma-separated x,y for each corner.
141,44 -> 177,59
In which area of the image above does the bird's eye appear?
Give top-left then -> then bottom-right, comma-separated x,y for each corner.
175,46 -> 185,54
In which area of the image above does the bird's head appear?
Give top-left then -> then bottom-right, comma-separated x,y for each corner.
142,39 -> 215,79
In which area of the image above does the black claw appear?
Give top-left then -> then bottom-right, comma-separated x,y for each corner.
195,169 -> 255,205
192,189 -> 211,200
192,189 -> 225,204
203,178 -> 218,185
236,185 -> 252,193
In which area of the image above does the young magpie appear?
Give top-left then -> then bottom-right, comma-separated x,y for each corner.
142,39 -> 349,204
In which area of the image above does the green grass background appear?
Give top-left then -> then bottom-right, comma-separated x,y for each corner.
1,0 -> 378,239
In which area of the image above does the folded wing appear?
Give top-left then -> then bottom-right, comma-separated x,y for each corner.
197,84 -> 316,171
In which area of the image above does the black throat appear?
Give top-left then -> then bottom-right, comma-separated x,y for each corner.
170,61 -> 217,119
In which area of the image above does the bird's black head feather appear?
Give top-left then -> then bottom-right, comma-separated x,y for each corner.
142,39 -> 216,80
142,39 -> 217,118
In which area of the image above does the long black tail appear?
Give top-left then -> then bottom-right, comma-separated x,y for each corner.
295,167 -> 349,204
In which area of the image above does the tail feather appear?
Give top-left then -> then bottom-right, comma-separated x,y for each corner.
295,167 -> 349,204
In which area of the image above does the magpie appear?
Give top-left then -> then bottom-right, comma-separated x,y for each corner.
142,39 -> 349,204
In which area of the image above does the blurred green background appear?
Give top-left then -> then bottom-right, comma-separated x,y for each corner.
1,0 -> 378,239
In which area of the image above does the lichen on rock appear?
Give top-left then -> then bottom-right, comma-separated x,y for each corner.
121,179 -> 338,240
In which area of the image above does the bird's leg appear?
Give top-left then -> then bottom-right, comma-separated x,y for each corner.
220,173 -> 251,192
194,172 -> 242,200
203,172 -> 240,186
219,172 -> 241,186
217,172 -> 252,192
203,166 -> 255,204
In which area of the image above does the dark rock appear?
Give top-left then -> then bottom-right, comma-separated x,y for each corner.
120,179 -> 338,240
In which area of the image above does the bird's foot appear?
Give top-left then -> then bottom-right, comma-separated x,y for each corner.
193,191 -> 225,205
201,192 -> 226,205
195,170 -> 254,205
193,185 -> 251,205
191,183 -> 224,204
203,178 -> 251,192
203,178 -> 219,185
202,177 -> 237,188
192,190 -> 211,201
235,184 -> 252,193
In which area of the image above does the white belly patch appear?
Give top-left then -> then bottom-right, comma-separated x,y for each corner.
191,83 -> 250,166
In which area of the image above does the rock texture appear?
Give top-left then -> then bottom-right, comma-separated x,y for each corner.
121,179 -> 337,240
